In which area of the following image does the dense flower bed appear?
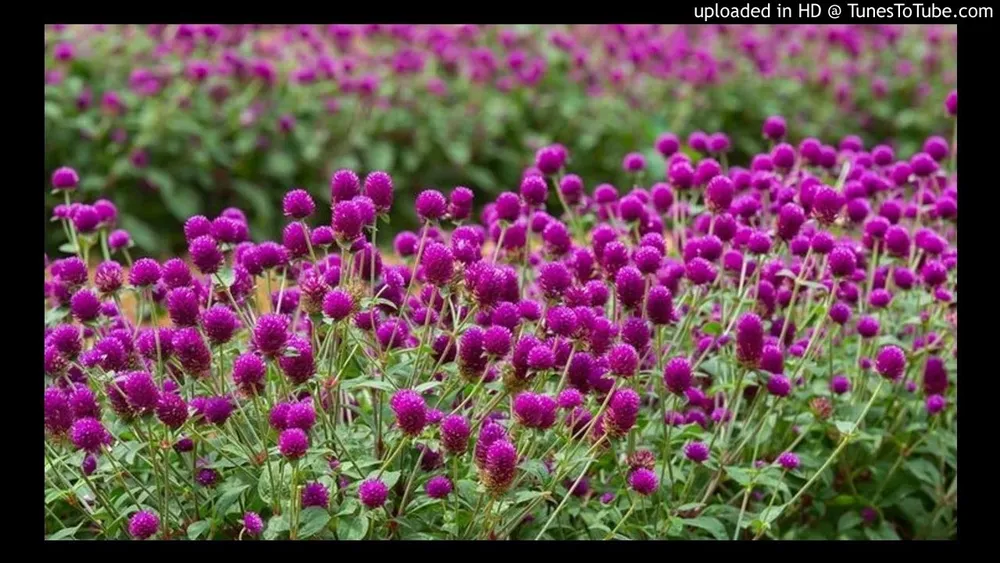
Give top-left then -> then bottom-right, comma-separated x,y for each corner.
44,97 -> 958,539
44,24 -> 956,254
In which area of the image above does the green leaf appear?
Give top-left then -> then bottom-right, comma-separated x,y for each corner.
376,470 -> 401,489
266,151 -> 297,179
45,308 -> 69,327
701,322 -> 722,336
120,214 -> 161,254
676,502 -> 705,512
905,458 -> 941,486
264,514 -> 289,540
346,379 -> 397,393
58,243 -> 79,255
831,494 -> 860,506
187,520 -> 211,540
725,466 -> 753,488
215,484 -> 249,516
298,507 -> 332,539
367,143 -> 395,171
681,516 -> 727,540
513,490 -> 547,504
336,499 -> 360,517
838,511 -> 864,532
834,420 -> 857,435
339,513 -> 369,539
414,381 -> 443,394
48,524 -> 82,540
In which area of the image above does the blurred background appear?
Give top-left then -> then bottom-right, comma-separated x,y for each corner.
43,24 -> 957,257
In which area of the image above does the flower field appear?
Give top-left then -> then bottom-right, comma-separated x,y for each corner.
44,24 -> 957,541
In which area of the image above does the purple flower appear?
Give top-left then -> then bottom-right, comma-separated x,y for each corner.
71,205 -> 100,232
875,345 -> 906,380
831,375 -> 852,395
330,169 -> 360,203
359,478 -> 389,508
767,374 -> 792,398
706,176 -> 734,214
684,441 -> 710,463
482,439 -> 518,494
70,417 -> 110,452
301,481 -> 330,509
51,166 -> 79,190
426,476 -> 453,499
623,152 -> 646,173
108,229 -> 131,251
416,190 -> 447,221
628,468 -> 659,496
129,258 -> 161,287
278,428 -> 309,460
736,313 -> 764,367
283,189 -> 315,219
123,371 -> 159,412
242,512 -> 263,536
763,116 -> 787,140
646,285 -> 674,325
926,394 -> 947,415
156,393 -> 188,429
253,314 -> 290,358
421,243 -> 454,285
232,352 -> 266,394
440,414 -> 470,454
606,388 -> 641,437
777,452 -> 800,470
664,357 -> 692,395
608,343 -> 639,378
391,390 -> 427,436
128,511 -> 159,540
520,175 -> 549,206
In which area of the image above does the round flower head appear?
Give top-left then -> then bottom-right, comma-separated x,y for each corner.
763,115 -> 787,140
926,394 -> 947,415
520,175 -> 549,206
278,336 -> 315,384
282,189 -> 315,219
128,510 -> 159,540
558,388 -> 583,410
761,345 -> 784,374
923,356 -> 949,396
736,313 -> 764,367
301,481 -> 330,509
232,352 -> 266,394
709,133 -> 730,153
538,262 -> 573,300
70,417 -> 110,452
184,216 -> 212,242
483,325 -> 513,357
829,302 -> 852,325
129,258 -> 161,287
776,203 -> 806,241
94,260 -> 125,294
513,392 -> 542,427
608,343 -> 639,378
767,374 -> 792,398
440,414 -> 471,454
663,357 -> 692,395
278,428 -> 309,460
772,143 -> 796,169
606,388 -> 641,437
108,229 -> 131,251
684,441 -> 710,463
829,246 -> 857,278
649,129 -> 684,159
70,289 -> 101,323
391,389 -> 427,436
629,468 -> 659,496
253,314 -> 290,358
812,186 -> 844,225
483,439 -> 518,494
876,345 -> 906,380
945,90 -> 957,116
705,176 -> 734,213
421,243 -> 454,286
416,190 -> 447,221
623,152 -> 646,173
910,152 -> 939,177
242,512 -> 264,536
323,289 -> 354,321
359,478 -> 389,509
777,452 -> 800,470
201,305 -> 239,345
857,315 -> 880,339
449,186 -> 474,220
884,226 -> 911,258
332,200 -> 363,242
831,375 -> 851,395
527,344 -> 555,371
330,169 -> 360,203
155,393 -> 188,429
124,371 -> 159,412
615,266 -> 645,310
51,166 -> 80,190
535,145 -> 566,175
364,171 -> 394,212
426,476 -> 453,499
286,401 -> 317,431
645,285 -> 674,325
686,258 -> 717,286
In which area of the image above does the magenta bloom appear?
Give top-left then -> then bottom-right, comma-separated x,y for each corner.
426,476 -> 453,499
364,171 -> 394,212
608,343 -> 639,378
736,313 -> 764,367
359,478 -> 389,508
663,356 -> 692,395
628,468 -> 659,496
440,414 -> 470,454
482,439 -> 518,494
52,166 -> 80,190
684,441 -> 710,463
70,417 -> 110,452
253,314 -> 290,358
777,452 -> 800,470
283,189 -> 315,219
128,510 -> 159,540
875,345 -> 906,380
278,428 -> 309,460
391,389 -> 427,436
416,190 -> 447,221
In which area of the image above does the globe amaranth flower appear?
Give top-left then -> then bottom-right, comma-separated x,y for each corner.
831,375 -> 851,395
129,258 -> 161,287
421,242 -> 454,286
354,478 -> 390,511
242,512 -> 263,536
278,428 -> 310,460
875,345 -> 906,380
777,452 -> 800,470
482,439 -> 518,495
520,174 -> 549,207
128,510 -> 159,540
301,481 -> 330,509
736,313 -> 764,367
604,388 -> 641,438
857,316 -> 880,339
828,246 -> 857,278
172,327 -> 212,377
124,370 -> 159,412
330,169 -> 360,203
926,394 -> 947,415
286,401 -> 317,432
705,176 -> 734,214
416,189 -> 447,222
620,467 -> 659,499
278,336 -> 315,385
614,266 -> 645,310
197,467 -> 220,487
923,356 -> 949,395
425,476 -> 453,499
70,417 -> 111,452
767,374 -> 792,398
253,314 -> 290,358
763,115 -> 787,140
812,186 -> 844,225
52,166 -> 80,190
527,344 -> 555,371
686,257 -> 717,286
684,441 -> 710,463
166,287 -> 200,327
282,189 -> 315,219
535,145 -> 566,175
69,289 -> 101,323
94,261 -> 124,294
201,305 -> 239,345
108,229 -> 131,251
322,289 -> 354,321
440,414 -> 470,454
231,352 -> 266,395
156,393 -> 188,429
607,343 -> 639,378
391,389 -> 427,436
